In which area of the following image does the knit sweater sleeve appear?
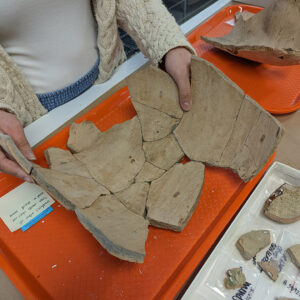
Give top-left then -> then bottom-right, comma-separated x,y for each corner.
116,0 -> 196,66
0,46 -> 47,127
0,67 -> 32,126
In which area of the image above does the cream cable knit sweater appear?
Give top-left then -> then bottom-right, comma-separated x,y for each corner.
0,0 -> 195,126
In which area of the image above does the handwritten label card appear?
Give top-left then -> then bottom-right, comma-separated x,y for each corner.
0,182 -> 54,232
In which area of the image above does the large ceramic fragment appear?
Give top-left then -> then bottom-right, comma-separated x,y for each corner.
132,100 -> 180,142
264,184 -> 300,224
174,56 -> 282,181
135,162 -> 165,183
287,244 -> 300,268
224,268 -> 246,290
229,101 -> 282,181
258,260 -> 280,281
31,165 -> 107,210
147,161 -> 205,231
215,95 -> 261,176
67,121 -> 102,153
236,230 -> 271,260
143,134 -> 184,170
45,147 -> 75,165
127,65 -> 183,119
44,147 -> 92,178
115,182 -> 149,216
76,195 -> 149,263
75,117 -> 145,193
202,0 -> 300,65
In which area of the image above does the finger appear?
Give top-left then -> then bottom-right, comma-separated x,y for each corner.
0,150 -> 34,183
9,126 -> 36,161
175,71 -> 192,111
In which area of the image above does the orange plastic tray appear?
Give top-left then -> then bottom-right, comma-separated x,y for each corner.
187,5 -> 300,114
0,87 -> 274,300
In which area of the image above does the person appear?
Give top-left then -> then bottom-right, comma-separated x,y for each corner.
0,0 -> 195,183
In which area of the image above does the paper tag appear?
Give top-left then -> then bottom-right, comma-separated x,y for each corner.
0,182 -> 54,232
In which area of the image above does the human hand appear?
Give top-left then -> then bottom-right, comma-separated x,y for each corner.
164,47 -> 192,111
0,110 -> 35,182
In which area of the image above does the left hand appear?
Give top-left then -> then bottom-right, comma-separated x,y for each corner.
164,47 -> 192,111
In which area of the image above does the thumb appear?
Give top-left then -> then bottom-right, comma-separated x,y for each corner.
11,128 -> 36,161
176,75 -> 192,112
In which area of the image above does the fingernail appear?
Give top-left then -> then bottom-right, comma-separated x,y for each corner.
26,151 -> 36,160
183,101 -> 191,110
25,176 -> 34,183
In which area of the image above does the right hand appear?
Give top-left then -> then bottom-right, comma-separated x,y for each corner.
164,47 -> 192,111
0,110 -> 35,183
